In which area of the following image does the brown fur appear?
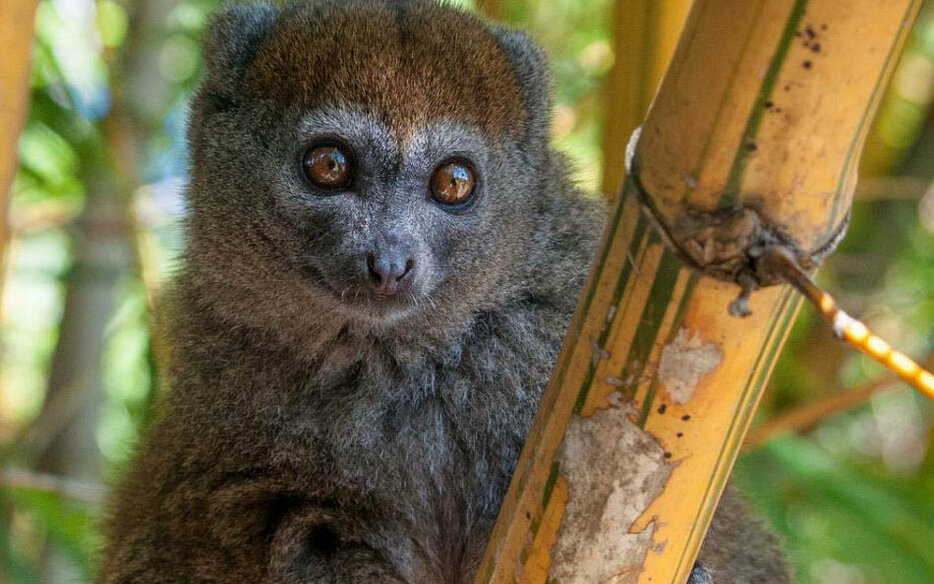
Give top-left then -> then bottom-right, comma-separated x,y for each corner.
246,1 -> 526,138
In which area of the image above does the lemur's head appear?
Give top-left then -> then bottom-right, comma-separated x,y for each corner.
186,0 -> 555,337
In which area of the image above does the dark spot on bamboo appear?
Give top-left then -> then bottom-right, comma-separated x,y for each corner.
784,84 -> 791,91
810,43 -> 821,53
677,432 -> 684,438
657,403 -> 667,414
745,142 -> 758,152
805,25 -> 816,39
682,414 -> 691,421
803,60 -> 812,69
664,452 -> 672,459
525,512 -> 531,520
821,23 -> 828,30
764,100 -> 774,109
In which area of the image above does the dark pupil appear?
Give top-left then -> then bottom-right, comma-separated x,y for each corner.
321,150 -> 344,175
307,146 -> 347,187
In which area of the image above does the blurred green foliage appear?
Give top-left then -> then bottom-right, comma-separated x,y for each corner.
1,1 -> 931,583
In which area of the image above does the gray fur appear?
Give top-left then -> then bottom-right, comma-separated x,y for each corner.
98,2 -> 792,583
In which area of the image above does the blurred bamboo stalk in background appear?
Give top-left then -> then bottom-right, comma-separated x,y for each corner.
859,4 -> 934,177
475,1 -> 923,583
477,0 -> 503,21
0,0 -> 39,303
743,354 -> 934,449
852,175 -> 931,200
601,0 -> 691,198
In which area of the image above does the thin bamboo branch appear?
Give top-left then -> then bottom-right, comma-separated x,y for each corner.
759,248 -> 933,398
475,1 -> 923,583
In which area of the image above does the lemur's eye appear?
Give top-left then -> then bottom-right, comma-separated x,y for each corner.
430,160 -> 476,207
303,144 -> 352,189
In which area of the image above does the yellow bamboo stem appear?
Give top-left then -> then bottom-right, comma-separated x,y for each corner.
475,1 -> 922,583
0,0 -> 39,288
601,0 -> 691,198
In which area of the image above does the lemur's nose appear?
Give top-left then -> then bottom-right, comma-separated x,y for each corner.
365,249 -> 414,296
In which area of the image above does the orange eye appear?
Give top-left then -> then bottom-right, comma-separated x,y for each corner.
431,161 -> 476,207
303,144 -> 352,189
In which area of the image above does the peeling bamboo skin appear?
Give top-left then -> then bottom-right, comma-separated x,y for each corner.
475,1 -> 921,584
476,187 -> 801,584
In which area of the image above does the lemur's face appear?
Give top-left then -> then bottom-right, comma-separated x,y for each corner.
264,107 -> 527,319
188,0 -> 547,329
275,108 -> 508,323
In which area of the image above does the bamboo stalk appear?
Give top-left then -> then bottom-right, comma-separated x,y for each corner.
601,0 -> 691,199
475,1 -> 922,583
744,355 -> 932,449
859,4 -> 934,178
0,0 -> 39,300
744,378 -> 891,449
476,0 -> 503,21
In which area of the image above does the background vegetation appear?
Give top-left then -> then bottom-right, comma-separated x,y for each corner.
1,0 -> 931,582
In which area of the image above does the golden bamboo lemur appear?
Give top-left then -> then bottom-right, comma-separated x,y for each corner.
99,1 -> 791,582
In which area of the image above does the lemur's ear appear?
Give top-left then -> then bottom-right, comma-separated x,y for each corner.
201,2 -> 280,99
489,26 -> 553,147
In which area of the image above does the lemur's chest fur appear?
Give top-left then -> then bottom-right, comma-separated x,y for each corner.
171,294 -> 565,578
264,297 -> 560,506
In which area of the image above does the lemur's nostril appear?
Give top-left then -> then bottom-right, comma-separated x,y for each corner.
398,259 -> 415,282
365,251 -> 415,295
366,252 -> 382,284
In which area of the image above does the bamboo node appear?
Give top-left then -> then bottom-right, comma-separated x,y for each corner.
629,160 -> 836,298
624,148 -> 932,399
626,136 -> 847,307
674,206 -> 801,285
